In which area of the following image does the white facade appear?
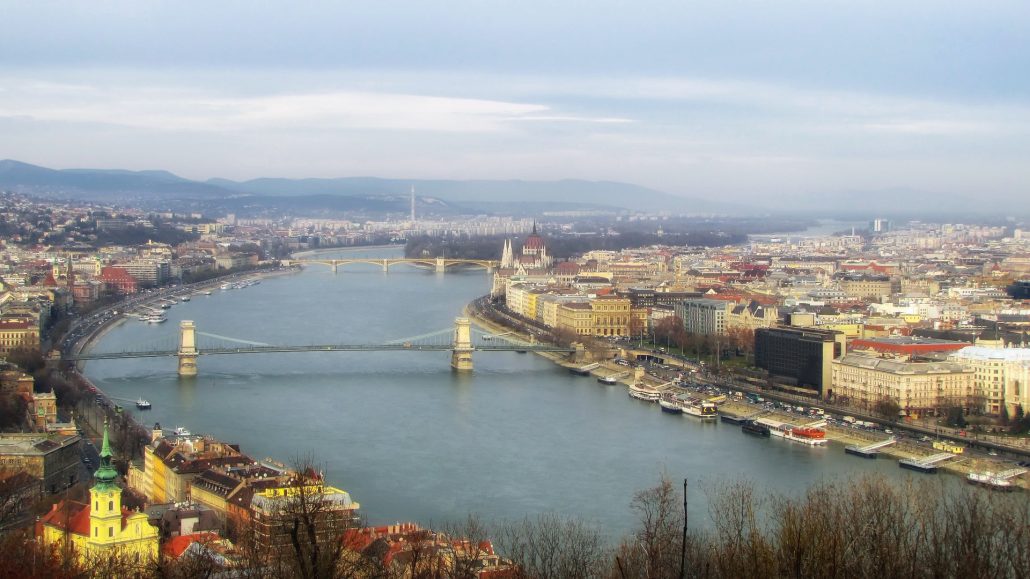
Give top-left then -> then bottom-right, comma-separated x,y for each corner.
949,346 -> 1030,417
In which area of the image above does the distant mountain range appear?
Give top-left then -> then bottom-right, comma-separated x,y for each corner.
3,159 -> 1018,219
0,159 -> 737,215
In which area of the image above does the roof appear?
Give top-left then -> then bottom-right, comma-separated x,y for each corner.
837,353 -> 971,375
162,532 -> 221,559
951,346 -> 1030,362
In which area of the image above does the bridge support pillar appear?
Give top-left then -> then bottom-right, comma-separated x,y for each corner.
178,320 -> 198,377
451,317 -> 474,372
382,259 -> 390,273
435,257 -> 446,273
331,262 -> 338,274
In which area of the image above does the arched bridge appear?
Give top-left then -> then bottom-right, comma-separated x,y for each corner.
286,257 -> 499,274
65,319 -> 577,377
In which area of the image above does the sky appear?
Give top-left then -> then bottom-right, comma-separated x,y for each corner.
1,0 -> 1029,207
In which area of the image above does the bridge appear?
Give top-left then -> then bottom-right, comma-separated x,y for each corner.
286,257 -> 499,274
65,318 -> 578,377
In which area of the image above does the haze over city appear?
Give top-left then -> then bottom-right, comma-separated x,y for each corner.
2,0 -> 1029,212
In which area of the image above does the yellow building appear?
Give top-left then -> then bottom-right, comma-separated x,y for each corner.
39,421 -> 159,565
832,354 -> 975,415
591,296 -> 631,337
556,302 -> 594,336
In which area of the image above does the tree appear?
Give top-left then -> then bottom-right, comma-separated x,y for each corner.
945,405 -> 968,428
495,513 -> 609,579
616,474 -> 684,579
873,397 -> 902,421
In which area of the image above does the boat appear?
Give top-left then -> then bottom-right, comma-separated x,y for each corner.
967,472 -> 1016,491
180,295 -> 191,302
173,426 -> 191,436
146,314 -> 167,324
628,384 -> 661,402
741,420 -> 770,437
203,290 -> 212,295
899,458 -> 938,473
597,375 -> 618,385
720,414 -> 747,425
659,399 -> 683,414
220,283 -> 232,290
769,422 -> 828,446
683,400 -> 718,420
136,398 -> 151,410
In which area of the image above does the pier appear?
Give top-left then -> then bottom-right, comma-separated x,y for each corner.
845,437 -> 897,459
899,452 -> 956,473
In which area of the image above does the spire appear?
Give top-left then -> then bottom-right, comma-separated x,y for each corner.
532,220 -> 537,235
93,418 -> 118,491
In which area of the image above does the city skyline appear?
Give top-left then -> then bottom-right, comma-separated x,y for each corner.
1,1 -> 1029,210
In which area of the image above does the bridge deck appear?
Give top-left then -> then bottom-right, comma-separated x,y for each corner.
67,343 -> 575,360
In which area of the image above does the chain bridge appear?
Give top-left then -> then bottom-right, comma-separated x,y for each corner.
285,257 -> 499,274
64,318 -> 577,377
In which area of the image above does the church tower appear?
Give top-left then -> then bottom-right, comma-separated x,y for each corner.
90,419 -> 123,546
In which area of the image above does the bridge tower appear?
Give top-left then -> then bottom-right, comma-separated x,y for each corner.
435,257 -> 446,273
451,317 -> 474,371
178,320 -> 198,377
331,261 -> 338,274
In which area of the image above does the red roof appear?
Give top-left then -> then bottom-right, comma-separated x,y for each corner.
523,234 -> 545,250
162,532 -> 221,559
39,500 -> 139,537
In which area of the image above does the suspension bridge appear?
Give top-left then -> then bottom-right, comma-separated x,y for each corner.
285,257 -> 499,274
64,318 -> 578,376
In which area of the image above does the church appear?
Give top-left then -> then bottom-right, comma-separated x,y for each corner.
493,223 -> 555,297
38,420 -> 159,566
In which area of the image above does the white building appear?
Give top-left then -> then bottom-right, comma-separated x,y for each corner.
949,346 -> 1030,417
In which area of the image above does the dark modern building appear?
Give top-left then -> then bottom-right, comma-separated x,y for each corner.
754,326 -> 844,399
1007,280 -> 1030,300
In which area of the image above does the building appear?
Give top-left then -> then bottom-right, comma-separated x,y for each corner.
674,299 -> 728,336
98,266 -> 139,295
754,327 -> 845,398
110,259 -> 171,287
130,427 -> 252,504
38,422 -> 159,564
0,318 -> 41,355
556,302 -> 594,337
0,432 -> 82,494
246,478 -> 361,550
948,346 -> 1030,417
832,353 -> 975,416
839,274 -> 892,301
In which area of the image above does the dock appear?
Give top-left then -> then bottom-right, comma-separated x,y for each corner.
569,362 -> 601,376
899,452 -> 956,473
721,411 -> 763,425
845,437 -> 897,459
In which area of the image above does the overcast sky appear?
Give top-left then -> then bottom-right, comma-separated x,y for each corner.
1,0 -> 1028,205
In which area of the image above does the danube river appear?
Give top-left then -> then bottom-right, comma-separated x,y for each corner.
83,247 -> 940,537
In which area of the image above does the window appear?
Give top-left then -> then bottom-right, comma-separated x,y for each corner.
109,526 -> 113,537
108,501 -> 113,511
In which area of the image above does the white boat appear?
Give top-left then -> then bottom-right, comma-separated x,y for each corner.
967,472 -> 1014,491
180,295 -> 191,302
598,375 -> 618,385
769,423 -> 828,446
628,384 -> 661,402
220,283 -> 232,290
659,399 -> 683,414
146,314 -> 167,324
682,400 -> 718,420
173,426 -> 191,436
136,398 -> 151,410
203,290 -> 212,295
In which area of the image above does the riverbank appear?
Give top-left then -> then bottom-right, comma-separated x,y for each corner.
465,299 -> 1030,491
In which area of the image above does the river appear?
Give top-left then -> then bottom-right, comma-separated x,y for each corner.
82,247 -> 944,537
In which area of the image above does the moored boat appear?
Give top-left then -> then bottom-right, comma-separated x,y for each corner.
628,384 -> 661,402
683,400 -> 718,420
659,399 -> 683,414
598,375 -> 618,385
967,472 -> 1016,491
136,398 -> 151,410
741,419 -> 770,437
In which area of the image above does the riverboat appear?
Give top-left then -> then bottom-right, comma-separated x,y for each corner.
741,419 -> 770,437
659,399 -> 683,414
146,314 -> 167,324
597,375 -> 618,385
173,426 -> 191,436
180,295 -> 191,302
683,401 -> 718,420
136,398 -> 151,410
966,472 -> 1016,491
770,423 -> 828,446
628,384 -> 661,402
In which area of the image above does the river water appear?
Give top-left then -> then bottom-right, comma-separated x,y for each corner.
83,247 -> 941,537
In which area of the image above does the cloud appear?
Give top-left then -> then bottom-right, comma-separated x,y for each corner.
0,78 -> 632,134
